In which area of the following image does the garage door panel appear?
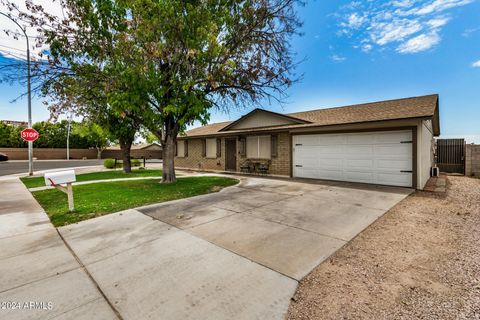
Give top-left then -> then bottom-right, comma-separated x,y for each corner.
295,135 -> 346,146
375,144 -> 411,156
376,173 -> 411,187
374,131 -> 412,143
294,168 -> 342,180
346,159 -> 374,169
319,158 -> 344,169
314,169 -> 344,180
344,145 -> 374,156
344,171 -> 374,183
293,130 -> 413,187
315,146 -> 344,154
301,158 -> 344,169
296,146 -> 344,156
294,149 -> 317,159
377,159 -> 412,171
346,134 -> 376,144
317,135 -> 346,145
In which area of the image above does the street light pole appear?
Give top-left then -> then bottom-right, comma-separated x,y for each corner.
0,12 -> 33,175
67,113 -> 72,160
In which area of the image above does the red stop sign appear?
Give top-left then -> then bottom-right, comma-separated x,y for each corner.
21,128 -> 39,142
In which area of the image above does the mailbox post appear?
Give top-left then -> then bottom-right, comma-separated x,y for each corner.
44,170 -> 76,211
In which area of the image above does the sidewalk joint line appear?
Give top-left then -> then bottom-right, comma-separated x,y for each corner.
55,228 -> 124,320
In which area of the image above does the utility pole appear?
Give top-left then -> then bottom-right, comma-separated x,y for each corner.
0,12 -> 33,175
67,113 -> 72,160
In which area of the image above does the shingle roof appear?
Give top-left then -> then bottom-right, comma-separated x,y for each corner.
106,143 -> 162,150
183,94 -> 439,137
184,121 -> 234,137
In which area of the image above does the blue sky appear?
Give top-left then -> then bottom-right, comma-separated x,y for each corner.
1,0 -> 479,141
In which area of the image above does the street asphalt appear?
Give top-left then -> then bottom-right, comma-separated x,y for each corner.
0,160 -> 104,176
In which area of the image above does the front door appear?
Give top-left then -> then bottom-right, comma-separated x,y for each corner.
225,139 -> 237,171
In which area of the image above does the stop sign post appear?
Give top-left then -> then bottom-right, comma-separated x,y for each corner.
21,128 -> 39,142
21,128 -> 38,176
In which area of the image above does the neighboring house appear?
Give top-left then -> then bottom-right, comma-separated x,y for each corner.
103,142 -> 163,159
176,94 -> 440,189
105,142 -> 163,151
1,120 -> 28,127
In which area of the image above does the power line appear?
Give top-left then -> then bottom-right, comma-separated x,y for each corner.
0,43 -> 26,53
0,49 -> 27,60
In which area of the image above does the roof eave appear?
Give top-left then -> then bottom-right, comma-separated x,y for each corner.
218,108 -> 311,132
432,98 -> 440,136
180,115 -> 435,139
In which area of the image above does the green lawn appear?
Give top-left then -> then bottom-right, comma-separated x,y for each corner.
21,169 -> 163,188
31,176 -> 238,227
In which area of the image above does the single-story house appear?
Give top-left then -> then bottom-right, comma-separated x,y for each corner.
106,142 -> 162,151
102,142 -> 163,159
175,94 -> 440,189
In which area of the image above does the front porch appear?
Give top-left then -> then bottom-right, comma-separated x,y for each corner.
175,132 -> 292,177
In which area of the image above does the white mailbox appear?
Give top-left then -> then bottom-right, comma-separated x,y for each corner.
44,170 -> 76,211
44,170 -> 76,186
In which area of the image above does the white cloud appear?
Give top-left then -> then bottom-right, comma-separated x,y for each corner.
0,0 -> 65,60
426,16 -> 450,28
331,54 -> 347,62
472,60 -> 480,68
397,31 -> 441,53
372,19 -> 422,45
410,0 -> 474,15
391,0 -> 418,8
361,43 -> 373,52
462,27 -> 480,37
345,13 -> 366,29
337,0 -> 474,54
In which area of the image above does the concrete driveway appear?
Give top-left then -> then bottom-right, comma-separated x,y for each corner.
140,177 -> 412,280
56,175 -> 411,320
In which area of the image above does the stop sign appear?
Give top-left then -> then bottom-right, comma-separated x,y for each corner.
21,128 -> 39,142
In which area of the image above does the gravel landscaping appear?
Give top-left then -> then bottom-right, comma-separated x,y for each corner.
287,175 -> 480,320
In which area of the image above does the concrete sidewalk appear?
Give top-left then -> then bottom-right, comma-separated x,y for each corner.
0,177 -> 118,320
59,210 -> 297,320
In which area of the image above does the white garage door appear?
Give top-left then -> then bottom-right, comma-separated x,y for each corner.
292,130 -> 413,187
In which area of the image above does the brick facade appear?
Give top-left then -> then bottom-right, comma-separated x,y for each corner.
175,138 -> 226,171
466,144 -> 480,177
175,132 -> 291,177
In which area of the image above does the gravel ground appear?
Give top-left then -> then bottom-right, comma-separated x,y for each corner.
287,176 -> 480,320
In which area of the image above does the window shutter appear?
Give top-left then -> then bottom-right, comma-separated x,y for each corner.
184,140 -> 188,157
271,135 -> 278,158
239,136 -> 246,157
216,138 -> 221,158
175,141 -> 178,156
202,139 -> 206,157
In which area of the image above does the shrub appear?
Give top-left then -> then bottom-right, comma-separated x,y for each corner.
103,159 -> 115,169
131,159 -> 141,167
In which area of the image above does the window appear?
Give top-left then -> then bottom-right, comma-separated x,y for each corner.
177,140 -> 185,158
246,135 -> 271,159
205,138 -> 217,158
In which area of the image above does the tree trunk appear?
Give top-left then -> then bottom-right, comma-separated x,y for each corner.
161,135 -> 176,183
96,147 -> 102,159
119,139 -> 132,173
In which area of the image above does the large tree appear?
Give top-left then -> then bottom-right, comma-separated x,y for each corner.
73,122 -> 111,159
3,0 -> 302,182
